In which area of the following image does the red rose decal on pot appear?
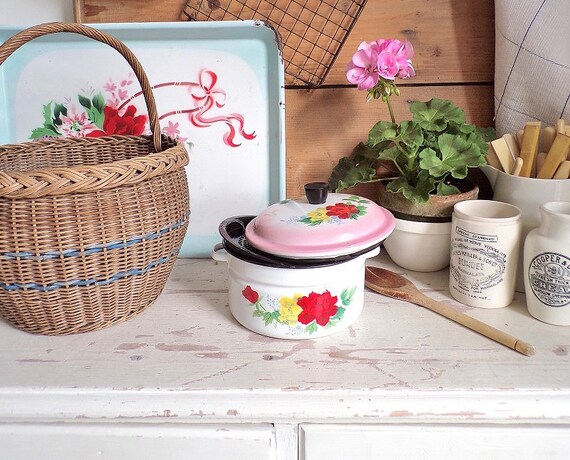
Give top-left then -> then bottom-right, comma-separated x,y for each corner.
326,202 -> 359,219
297,291 -> 339,326
242,285 -> 259,304
297,196 -> 368,226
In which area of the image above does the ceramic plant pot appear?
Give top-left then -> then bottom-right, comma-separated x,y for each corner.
377,180 -> 478,272
212,183 -> 396,339
383,218 -> 452,272
376,180 -> 480,220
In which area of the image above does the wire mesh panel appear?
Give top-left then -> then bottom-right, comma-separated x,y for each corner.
181,0 -> 367,87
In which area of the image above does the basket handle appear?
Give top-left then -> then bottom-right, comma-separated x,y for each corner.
0,22 -> 163,152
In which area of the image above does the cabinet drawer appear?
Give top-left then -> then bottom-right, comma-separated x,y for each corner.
0,422 -> 276,460
300,423 -> 570,460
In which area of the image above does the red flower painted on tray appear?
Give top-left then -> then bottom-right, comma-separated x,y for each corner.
297,291 -> 338,327
326,202 -> 360,219
87,105 -> 146,137
242,285 -> 259,304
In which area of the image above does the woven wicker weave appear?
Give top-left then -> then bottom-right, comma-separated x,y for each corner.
0,23 -> 190,335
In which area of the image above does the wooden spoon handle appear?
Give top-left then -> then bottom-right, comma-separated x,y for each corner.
417,292 -> 535,356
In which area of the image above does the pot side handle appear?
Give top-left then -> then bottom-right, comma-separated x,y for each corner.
211,243 -> 229,263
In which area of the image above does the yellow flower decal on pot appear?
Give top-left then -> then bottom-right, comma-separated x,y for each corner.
278,294 -> 303,325
305,208 -> 331,224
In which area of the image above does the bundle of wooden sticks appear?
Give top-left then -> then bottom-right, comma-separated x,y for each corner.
486,119 -> 570,179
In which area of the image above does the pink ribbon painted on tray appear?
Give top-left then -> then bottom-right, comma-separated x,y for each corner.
119,69 -> 256,147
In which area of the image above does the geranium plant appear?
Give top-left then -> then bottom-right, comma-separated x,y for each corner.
328,38 -> 494,204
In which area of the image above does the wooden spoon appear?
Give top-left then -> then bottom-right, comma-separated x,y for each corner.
365,266 -> 535,357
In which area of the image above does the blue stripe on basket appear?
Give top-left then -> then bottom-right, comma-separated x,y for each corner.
0,248 -> 180,292
0,212 -> 189,261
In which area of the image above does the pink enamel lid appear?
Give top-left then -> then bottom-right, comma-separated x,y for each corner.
245,183 -> 396,259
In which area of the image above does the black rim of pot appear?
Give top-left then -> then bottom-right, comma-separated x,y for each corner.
219,215 -> 381,269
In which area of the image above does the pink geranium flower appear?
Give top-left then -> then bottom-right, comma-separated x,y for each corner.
346,41 -> 380,90
377,51 -> 399,80
346,37 -> 415,123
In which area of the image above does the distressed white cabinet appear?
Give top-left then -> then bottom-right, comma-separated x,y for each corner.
0,423 -> 276,460
300,424 -> 570,460
1,254 -> 569,459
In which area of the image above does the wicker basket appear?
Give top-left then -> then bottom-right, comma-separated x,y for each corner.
0,23 -> 190,335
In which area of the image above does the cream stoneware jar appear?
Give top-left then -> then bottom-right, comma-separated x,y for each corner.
481,165 -> 570,292
449,200 -> 522,309
212,183 -> 396,339
524,201 -> 570,326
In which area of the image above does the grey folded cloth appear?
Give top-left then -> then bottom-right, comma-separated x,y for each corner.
494,0 -> 569,136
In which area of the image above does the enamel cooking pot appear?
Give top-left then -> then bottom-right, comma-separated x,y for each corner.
212,183 -> 396,339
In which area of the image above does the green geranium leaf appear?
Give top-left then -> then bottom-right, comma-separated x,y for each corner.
377,145 -> 401,162
411,98 -> 465,132
437,181 -> 461,196
328,143 -> 378,191
477,126 -> 497,142
420,133 -> 485,179
398,120 -> 424,149
368,121 -> 399,146
414,170 -> 438,201
386,174 -> 435,203
418,147 -> 440,173
328,157 -> 376,191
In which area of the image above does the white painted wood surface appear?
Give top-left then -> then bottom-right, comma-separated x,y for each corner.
1,252 -> 569,458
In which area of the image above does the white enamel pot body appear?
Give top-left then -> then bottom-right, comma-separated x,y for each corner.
214,245 -> 380,339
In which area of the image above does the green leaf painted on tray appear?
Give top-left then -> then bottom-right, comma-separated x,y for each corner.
86,106 -> 105,129
30,126 -> 60,139
52,103 -> 67,126
78,94 -> 92,110
92,93 -> 106,113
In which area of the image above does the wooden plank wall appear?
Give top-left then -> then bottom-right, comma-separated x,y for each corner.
76,0 -> 495,200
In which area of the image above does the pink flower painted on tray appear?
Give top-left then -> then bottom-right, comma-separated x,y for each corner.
58,110 -> 98,138
162,121 -> 187,143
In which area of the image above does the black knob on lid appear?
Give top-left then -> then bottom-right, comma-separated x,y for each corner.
304,182 -> 329,204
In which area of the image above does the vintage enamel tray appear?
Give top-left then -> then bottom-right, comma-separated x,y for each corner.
0,21 -> 285,257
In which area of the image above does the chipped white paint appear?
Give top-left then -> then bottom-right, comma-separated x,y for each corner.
1,253 -> 569,459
